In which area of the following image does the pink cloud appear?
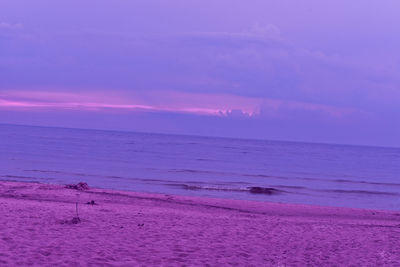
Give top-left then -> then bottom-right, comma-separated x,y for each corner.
0,90 -> 356,118
0,90 -> 262,116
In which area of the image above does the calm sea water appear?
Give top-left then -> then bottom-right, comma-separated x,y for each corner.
1,124 -> 400,210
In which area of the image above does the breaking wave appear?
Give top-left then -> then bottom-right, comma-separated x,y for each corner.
166,184 -> 283,195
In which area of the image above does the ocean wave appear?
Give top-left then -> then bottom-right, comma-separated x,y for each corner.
275,185 -> 306,190
25,169 -> 97,177
244,174 -> 290,180
1,175 -> 38,180
21,169 -> 400,198
247,173 -> 400,188
324,189 -> 399,196
331,179 -> 400,187
166,183 -> 283,195
168,168 -> 224,175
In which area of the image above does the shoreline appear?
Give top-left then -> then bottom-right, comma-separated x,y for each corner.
1,180 -> 400,265
2,177 -> 398,212
2,179 -> 398,215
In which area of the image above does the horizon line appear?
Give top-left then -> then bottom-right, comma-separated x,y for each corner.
1,122 -> 398,150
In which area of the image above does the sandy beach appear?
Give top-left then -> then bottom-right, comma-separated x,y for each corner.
1,181 -> 400,266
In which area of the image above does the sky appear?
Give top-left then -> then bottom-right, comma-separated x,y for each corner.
1,0 -> 400,147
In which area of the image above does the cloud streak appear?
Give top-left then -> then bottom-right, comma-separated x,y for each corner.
0,90 -> 357,119
0,90 -> 258,116
0,22 -> 23,29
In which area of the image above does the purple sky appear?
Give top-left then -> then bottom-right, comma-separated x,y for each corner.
1,0 -> 400,147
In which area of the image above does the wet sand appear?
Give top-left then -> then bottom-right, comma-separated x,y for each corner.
1,180 -> 400,266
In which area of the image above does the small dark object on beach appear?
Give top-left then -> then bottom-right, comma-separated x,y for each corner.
71,217 -> 81,224
86,200 -> 97,205
138,223 -> 144,227
60,217 -> 81,225
65,182 -> 90,191
248,187 -> 280,195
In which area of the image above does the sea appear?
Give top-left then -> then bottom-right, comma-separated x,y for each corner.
1,123 -> 399,210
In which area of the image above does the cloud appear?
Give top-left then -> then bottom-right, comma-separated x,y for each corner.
250,23 -> 281,39
174,26 -> 400,110
0,22 -> 398,147
0,89 -> 358,120
1,22 -> 398,113
0,90 -> 260,116
0,22 -> 23,30
178,24 -> 287,51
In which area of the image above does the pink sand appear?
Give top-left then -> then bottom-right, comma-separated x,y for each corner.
1,181 -> 400,266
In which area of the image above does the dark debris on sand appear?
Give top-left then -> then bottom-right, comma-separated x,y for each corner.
60,217 -> 81,225
65,182 -> 90,191
86,200 -> 97,205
